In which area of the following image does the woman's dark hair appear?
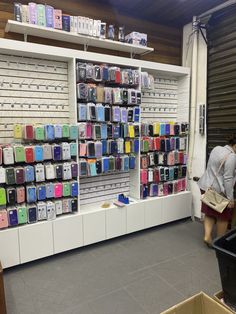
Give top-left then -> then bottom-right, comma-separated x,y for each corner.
228,134 -> 236,146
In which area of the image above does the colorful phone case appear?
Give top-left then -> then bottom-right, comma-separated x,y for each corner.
63,182 -> 71,197
8,208 -> 18,226
24,165 -> 35,182
16,186 -> 25,203
34,125 -> 45,141
37,185 -> 46,201
17,206 -> 27,224
37,202 -> 47,220
25,146 -> 35,163
6,168 -> 16,185
15,167 -> 25,185
28,205 -> 37,224
0,210 -> 8,229
14,145 -> 25,163
35,145 -> 44,162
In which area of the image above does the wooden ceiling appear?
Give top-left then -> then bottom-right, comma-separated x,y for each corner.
93,0 -> 226,26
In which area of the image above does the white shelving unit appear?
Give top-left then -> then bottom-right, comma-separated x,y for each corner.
5,20 -> 154,58
0,38 -> 191,268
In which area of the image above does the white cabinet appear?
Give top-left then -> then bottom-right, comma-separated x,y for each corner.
0,229 -> 20,268
162,192 -> 192,224
83,210 -> 106,245
19,222 -> 53,264
144,198 -> 163,228
53,214 -> 83,254
106,206 -> 126,239
126,202 -> 145,233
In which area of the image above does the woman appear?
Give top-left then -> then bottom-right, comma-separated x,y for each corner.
198,136 -> 236,246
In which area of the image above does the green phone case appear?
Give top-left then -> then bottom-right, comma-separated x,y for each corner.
63,183 -> 71,197
35,126 -> 45,141
0,188 -> 6,206
17,206 -> 27,224
69,125 -> 78,140
62,125 -> 70,138
70,143 -> 77,157
15,146 -> 25,163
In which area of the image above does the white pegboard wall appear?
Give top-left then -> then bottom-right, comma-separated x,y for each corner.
141,76 -> 178,123
0,53 -> 70,143
80,172 -> 130,205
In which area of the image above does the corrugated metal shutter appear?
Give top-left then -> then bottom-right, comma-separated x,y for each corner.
207,5 -> 236,156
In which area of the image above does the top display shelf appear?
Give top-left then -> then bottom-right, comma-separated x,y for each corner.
5,20 -> 154,58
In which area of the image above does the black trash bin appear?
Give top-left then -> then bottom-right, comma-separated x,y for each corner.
213,229 -> 236,310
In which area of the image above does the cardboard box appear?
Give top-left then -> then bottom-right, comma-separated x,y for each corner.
161,292 -> 232,314
214,291 -> 236,313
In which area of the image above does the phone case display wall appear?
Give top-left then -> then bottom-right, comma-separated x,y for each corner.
0,39 -> 191,268
140,121 -> 188,199
76,61 -> 140,205
0,123 -> 79,229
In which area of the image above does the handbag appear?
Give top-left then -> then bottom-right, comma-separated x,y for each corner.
201,154 -> 231,213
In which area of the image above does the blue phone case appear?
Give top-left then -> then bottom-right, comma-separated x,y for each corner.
53,145 -> 62,161
27,186 -> 37,203
35,146 -> 44,162
111,141 -> 118,154
45,124 -> 55,141
71,181 -> 79,197
124,156 -> 129,171
165,124 -> 170,135
37,185 -> 46,201
101,140 -> 107,155
169,167 -> 174,181
101,124 -> 107,139
160,124 -> 166,136
113,125 -> 120,139
129,155 -> 136,169
25,165 -> 35,182
46,183 -> 54,198
28,206 -> 37,223
96,105 -> 105,122
78,103 -> 87,121
102,157 -> 109,173
165,139 -> 171,152
8,209 -> 18,226
134,139 -> 139,154
134,107 -> 140,123
175,137 -> 180,150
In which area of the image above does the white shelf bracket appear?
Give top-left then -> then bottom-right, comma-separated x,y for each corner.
24,33 -> 28,42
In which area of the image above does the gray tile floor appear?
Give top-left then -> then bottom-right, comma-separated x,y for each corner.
3,220 -> 222,314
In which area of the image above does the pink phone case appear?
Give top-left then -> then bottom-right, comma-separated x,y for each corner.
170,124 -> 175,136
163,183 -> 169,196
79,143 -> 87,157
54,182 -> 63,198
168,152 -> 175,166
0,210 -> 8,229
86,123 -> 92,139
181,178 -> 186,191
148,137 -> 154,151
177,180 -> 182,193
16,186 -> 25,203
140,169 -> 148,184
178,152 -> 184,164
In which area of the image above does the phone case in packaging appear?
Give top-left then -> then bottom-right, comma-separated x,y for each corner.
87,85 -> 97,102
93,124 -> 101,140
174,166 -> 179,180
168,182 -> 173,194
34,145 -> 43,162
104,106 -> 111,122
149,183 -> 158,197
62,198 -> 71,213
170,124 -> 175,136
45,163 -> 55,180
115,156 -> 122,171
69,125 -> 78,140
180,137 -> 187,151
14,145 -> 25,163
6,168 -> 16,185
96,104 -> 105,122
24,165 -> 34,182
76,63 -> 87,82
78,123 -> 86,140
35,164 -> 45,182
46,182 -> 54,198
102,157 -> 109,173
54,9 -> 62,29
37,202 -> 47,220
63,163 -> 72,180
163,183 -> 169,196
37,4 -> 46,26
140,184 -> 148,199
101,139 -> 107,155
87,142 -> 95,158
167,152 -> 175,166
17,206 -> 27,224
169,167 -> 175,181
120,107 -> 127,123
104,87 -> 112,104
77,103 -> 87,121
164,167 -> 169,181
87,103 -> 96,121
46,201 -> 56,220
54,200 -> 63,215
14,3 -> 22,22
125,140 -> 131,154
93,65 -> 102,82
148,168 -> 154,182
79,159 -> 87,176
140,169 -> 148,184
7,188 -> 16,206
25,146 -> 35,163
37,184 -> 46,201
26,185 -> 36,203
3,147 -> 14,165
128,125 -> 135,138
108,156 -> 115,171
45,5 -> 54,28
61,124 -> 69,138
23,124 -> 34,140
8,208 -> 18,226
14,124 -> 23,139
54,164 -> 62,180
129,155 -> 136,169
70,199 -> 77,212
128,89 -> 137,105
128,108 -> 134,122
61,142 -> 71,160
133,107 -> 140,123
43,144 -> 52,161
96,86 -> 105,103
117,138 -> 124,154
95,141 -> 103,158
112,107 -> 120,123
15,167 -> 25,185
141,155 -> 148,169
0,188 -> 6,206
113,88 -> 122,104
16,186 -> 25,203
54,125 -> 62,139
70,143 -> 77,157
45,124 -> 55,141
173,181 -> 178,194
71,181 -> 79,197
77,83 -> 88,100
